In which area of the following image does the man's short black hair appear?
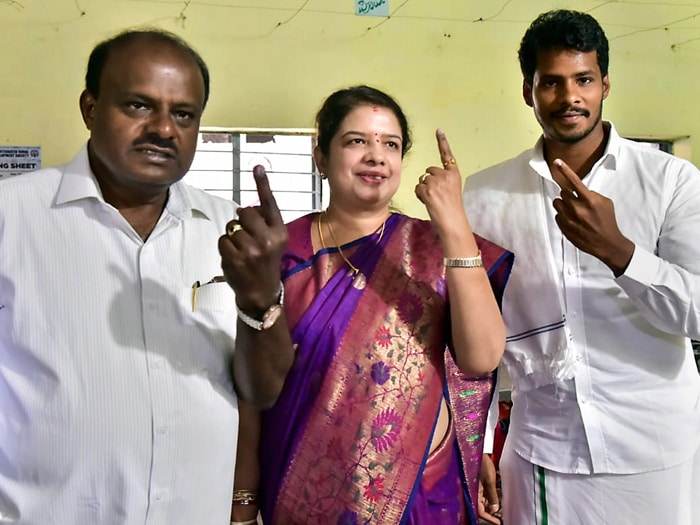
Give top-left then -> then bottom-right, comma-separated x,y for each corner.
85,28 -> 210,108
518,10 -> 609,86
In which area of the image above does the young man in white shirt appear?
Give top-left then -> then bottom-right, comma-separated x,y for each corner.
466,9 -> 700,525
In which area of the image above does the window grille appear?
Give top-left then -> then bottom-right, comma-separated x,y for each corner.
185,129 -> 328,223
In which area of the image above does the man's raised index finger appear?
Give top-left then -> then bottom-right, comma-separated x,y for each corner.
552,158 -> 585,194
253,165 -> 284,225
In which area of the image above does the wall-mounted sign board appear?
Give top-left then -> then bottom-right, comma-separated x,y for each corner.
355,0 -> 389,17
0,146 -> 42,180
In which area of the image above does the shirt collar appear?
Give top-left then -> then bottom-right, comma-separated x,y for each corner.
530,121 -> 621,180
55,144 -> 103,205
54,143 -> 212,221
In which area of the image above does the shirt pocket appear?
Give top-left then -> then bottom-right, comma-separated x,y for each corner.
194,280 -> 236,313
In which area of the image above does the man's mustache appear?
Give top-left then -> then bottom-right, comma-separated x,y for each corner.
551,107 -> 590,118
133,134 -> 178,154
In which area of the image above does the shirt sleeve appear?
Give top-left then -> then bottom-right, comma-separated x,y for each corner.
615,160 -> 700,340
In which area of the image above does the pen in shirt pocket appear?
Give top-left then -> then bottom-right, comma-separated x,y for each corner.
191,276 -> 226,312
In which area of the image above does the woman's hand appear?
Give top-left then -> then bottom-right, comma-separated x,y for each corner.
414,129 -> 470,239
417,130 -> 506,375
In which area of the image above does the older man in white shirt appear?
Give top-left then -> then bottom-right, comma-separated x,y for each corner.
0,29 -> 241,524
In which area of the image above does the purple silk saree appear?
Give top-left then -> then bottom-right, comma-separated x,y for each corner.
260,213 -> 513,525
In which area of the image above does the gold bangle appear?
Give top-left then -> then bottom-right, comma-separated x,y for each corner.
443,251 -> 482,268
232,489 -> 259,506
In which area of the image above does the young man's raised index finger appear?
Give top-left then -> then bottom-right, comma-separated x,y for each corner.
552,159 -> 586,194
253,165 -> 284,225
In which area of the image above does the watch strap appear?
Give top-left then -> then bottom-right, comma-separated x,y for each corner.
236,282 -> 284,331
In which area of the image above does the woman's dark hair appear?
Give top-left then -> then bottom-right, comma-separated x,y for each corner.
85,28 -> 210,108
315,85 -> 412,158
518,9 -> 609,86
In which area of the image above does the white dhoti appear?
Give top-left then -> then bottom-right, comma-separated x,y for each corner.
500,437 -> 700,525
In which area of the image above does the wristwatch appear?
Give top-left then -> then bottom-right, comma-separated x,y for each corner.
236,282 -> 284,331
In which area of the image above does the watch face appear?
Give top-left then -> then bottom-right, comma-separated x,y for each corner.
261,305 -> 283,330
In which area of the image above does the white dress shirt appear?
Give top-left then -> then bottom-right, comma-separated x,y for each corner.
0,145 -> 239,523
466,124 -> 700,474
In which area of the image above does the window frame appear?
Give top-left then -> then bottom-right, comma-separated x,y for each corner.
186,127 -> 326,223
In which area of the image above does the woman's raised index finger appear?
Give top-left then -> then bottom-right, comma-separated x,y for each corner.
435,129 -> 457,169
253,165 -> 284,225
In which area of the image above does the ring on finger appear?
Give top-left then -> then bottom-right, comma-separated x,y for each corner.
419,173 -> 430,184
443,157 -> 457,167
226,221 -> 243,237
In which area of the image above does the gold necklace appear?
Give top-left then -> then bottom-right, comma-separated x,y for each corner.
318,211 -> 359,275
317,211 -> 388,276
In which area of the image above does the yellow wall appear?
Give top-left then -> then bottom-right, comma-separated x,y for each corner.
2,1 -> 699,217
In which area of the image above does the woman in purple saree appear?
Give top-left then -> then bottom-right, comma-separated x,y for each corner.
230,86 -> 512,525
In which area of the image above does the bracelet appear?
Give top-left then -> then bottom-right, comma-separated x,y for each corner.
444,251 -> 482,268
232,489 -> 259,506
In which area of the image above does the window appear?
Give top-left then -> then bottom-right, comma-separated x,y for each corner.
626,138 -> 674,154
184,129 -> 329,223
624,135 -> 691,159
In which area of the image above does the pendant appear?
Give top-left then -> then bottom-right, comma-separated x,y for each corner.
351,271 -> 366,290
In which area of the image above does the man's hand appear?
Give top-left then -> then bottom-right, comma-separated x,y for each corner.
478,454 -> 502,524
551,158 -> 634,276
218,165 -> 288,312
220,165 -> 294,407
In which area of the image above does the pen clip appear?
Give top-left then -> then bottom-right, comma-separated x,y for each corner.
191,280 -> 200,312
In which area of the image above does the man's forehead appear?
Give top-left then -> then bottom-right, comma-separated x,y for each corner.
535,48 -> 601,71
107,37 -> 186,64
101,40 -> 200,84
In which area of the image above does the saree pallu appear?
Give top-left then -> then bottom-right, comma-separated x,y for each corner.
260,213 -> 513,525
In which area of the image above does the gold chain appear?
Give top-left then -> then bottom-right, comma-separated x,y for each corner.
318,211 -> 360,275
317,211 -> 389,276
